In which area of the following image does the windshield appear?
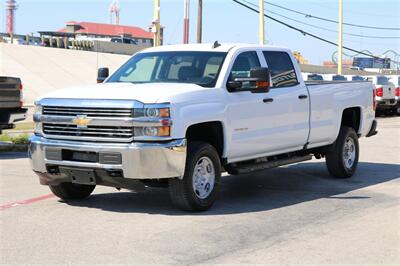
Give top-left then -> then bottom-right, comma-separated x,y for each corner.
377,76 -> 389,85
107,51 -> 227,87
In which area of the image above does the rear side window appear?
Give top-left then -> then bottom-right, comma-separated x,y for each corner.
377,76 -> 389,85
263,51 -> 298,87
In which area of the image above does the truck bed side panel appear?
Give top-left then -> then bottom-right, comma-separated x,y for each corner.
306,81 -> 374,148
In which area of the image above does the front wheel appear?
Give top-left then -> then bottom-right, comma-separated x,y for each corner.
325,126 -> 359,178
50,183 -> 96,200
169,142 -> 221,211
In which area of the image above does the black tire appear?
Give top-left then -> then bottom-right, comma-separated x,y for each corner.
326,126 -> 359,178
50,183 -> 95,200
169,141 -> 221,211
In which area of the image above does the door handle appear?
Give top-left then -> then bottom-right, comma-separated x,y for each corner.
263,98 -> 274,103
298,94 -> 308,99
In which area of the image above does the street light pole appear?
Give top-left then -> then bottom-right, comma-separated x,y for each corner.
153,0 -> 161,47
337,0 -> 343,75
259,0 -> 265,45
197,0 -> 202,43
183,0 -> 190,44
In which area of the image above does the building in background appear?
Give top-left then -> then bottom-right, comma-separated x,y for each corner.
56,21 -> 154,45
323,59 -> 353,68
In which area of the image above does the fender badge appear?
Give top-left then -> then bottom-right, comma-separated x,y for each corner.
73,115 -> 91,128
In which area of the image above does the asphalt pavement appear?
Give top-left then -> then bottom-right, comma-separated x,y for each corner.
0,117 -> 399,265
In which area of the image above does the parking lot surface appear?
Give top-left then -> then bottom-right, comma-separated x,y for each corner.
1,117 -> 399,264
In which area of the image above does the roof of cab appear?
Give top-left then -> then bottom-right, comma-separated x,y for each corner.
139,43 -> 290,53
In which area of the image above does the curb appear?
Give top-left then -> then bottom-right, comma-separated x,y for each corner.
0,143 -> 29,152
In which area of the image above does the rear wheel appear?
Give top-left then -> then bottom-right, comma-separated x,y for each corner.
169,142 -> 221,211
325,127 -> 359,178
50,183 -> 95,200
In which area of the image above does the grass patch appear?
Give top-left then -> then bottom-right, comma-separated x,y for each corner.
0,133 -> 30,144
13,122 -> 34,131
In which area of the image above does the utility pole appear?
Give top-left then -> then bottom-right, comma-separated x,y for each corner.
196,0 -> 202,43
337,0 -> 343,75
183,0 -> 190,44
153,0 -> 161,46
259,0 -> 265,45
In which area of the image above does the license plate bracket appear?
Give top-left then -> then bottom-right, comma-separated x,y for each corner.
60,167 -> 96,185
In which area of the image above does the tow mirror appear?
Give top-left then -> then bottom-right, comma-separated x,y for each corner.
97,67 -> 109,83
227,67 -> 271,93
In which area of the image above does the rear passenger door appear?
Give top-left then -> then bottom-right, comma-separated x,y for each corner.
260,51 -> 310,152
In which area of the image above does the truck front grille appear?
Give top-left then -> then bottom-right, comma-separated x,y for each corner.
42,106 -> 133,118
41,105 -> 134,142
43,123 -> 133,140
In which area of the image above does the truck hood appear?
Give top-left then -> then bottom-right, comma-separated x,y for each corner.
38,82 -> 210,104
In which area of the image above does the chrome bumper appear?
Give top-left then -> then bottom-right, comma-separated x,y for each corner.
29,136 -> 187,183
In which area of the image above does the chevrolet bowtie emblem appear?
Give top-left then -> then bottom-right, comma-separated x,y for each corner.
73,115 -> 91,128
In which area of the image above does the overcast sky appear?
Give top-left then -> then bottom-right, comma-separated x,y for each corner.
1,0 -> 399,64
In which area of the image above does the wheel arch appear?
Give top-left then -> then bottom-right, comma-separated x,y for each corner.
185,121 -> 225,159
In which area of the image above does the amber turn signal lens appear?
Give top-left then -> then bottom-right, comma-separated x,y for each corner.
158,126 -> 170,137
159,108 -> 170,118
256,81 -> 270,88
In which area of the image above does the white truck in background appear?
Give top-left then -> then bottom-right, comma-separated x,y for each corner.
29,43 -> 377,211
367,75 -> 396,115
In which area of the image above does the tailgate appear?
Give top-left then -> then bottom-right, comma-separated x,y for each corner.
0,76 -> 22,108
381,84 -> 396,99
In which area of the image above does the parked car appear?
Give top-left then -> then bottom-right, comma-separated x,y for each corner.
306,73 -> 324,81
332,75 -> 348,81
366,75 -> 396,115
111,37 -> 137,45
29,44 -> 377,211
351,75 -> 365,81
0,77 -> 27,133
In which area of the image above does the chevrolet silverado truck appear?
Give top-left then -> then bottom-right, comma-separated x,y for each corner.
29,44 -> 377,211
0,76 -> 27,133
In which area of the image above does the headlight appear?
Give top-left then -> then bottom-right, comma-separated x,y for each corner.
33,103 -> 42,135
33,104 -> 42,115
134,106 -> 170,118
134,126 -> 170,137
133,105 -> 171,138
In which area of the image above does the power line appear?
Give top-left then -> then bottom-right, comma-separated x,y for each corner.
231,0 -> 400,65
242,0 -> 400,39
263,1 -> 400,31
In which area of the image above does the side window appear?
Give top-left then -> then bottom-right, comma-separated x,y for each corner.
263,51 -> 298,88
229,51 -> 260,80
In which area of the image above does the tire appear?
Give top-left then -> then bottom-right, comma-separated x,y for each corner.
50,183 -> 95,200
326,126 -> 359,178
169,141 -> 221,211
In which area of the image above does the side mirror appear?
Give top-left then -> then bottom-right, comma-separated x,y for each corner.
227,67 -> 271,93
97,67 -> 109,83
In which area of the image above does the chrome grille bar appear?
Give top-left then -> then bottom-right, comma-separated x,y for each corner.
43,106 -> 132,117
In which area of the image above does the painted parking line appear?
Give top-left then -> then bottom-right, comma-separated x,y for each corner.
0,194 -> 55,211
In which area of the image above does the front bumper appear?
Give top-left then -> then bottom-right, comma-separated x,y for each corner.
29,136 -> 187,186
0,108 -> 27,129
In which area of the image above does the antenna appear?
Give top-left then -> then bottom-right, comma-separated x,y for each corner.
212,41 -> 221,49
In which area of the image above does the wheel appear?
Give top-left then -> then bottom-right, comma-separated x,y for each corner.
326,127 -> 359,178
50,183 -> 95,200
169,141 -> 221,211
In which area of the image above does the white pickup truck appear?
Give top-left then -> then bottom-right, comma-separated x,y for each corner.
29,43 -> 377,211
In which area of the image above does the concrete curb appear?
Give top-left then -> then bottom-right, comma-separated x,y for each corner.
0,142 -> 29,152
